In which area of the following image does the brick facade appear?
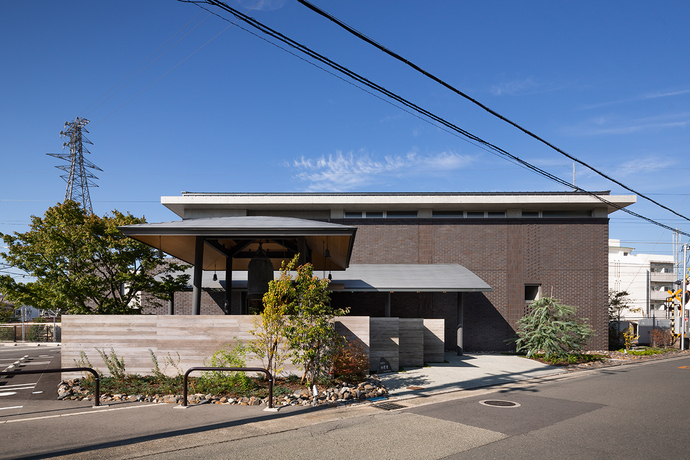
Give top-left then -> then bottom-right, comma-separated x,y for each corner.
330,217 -> 609,351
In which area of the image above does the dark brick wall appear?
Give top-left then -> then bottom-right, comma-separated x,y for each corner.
142,290 -> 243,316
332,218 -> 609,351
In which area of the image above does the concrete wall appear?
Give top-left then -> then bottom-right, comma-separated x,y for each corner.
62,315 -> 444,378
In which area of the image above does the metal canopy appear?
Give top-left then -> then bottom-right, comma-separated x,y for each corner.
119,216 -> 357,271
169,263 -> 492,293
328,264 -> 492,292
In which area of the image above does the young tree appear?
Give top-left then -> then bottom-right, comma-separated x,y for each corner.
285,259 -> 349,387
608,290 -> 638,323
608,290 -> 639,349
512,296 -> 594,359
0,201 -> 189,315
248,258 -> 295,379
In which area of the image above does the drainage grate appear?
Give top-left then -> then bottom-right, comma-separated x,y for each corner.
374,402 -> 407,411
479,400 -> 520,408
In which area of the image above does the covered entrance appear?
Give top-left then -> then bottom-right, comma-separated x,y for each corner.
119,216 -> 357,315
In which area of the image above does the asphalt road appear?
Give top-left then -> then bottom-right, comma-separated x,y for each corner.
0,344 -> 62,412
1,351 -> 689,460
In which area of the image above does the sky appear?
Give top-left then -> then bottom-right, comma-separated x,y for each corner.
1,0 -> 689,279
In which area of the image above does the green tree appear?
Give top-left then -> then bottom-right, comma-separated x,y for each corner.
608,290 -> 638,323
512,296 -> 594,359
608,290 -> 639,349
0,201 -> 189,315
0,296 -> 17,323
284,258 -> 349,387
248,258 -> 294,380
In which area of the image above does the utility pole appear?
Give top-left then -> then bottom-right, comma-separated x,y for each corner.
682,244 -> 687,350
47,117 -> 102,214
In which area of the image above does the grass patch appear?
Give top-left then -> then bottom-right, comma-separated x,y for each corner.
617,348 -> 675,356
525,353 -> 607,366
78,373 -> 307,399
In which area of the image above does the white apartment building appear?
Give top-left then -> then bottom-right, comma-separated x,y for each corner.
609,239 -> 676,321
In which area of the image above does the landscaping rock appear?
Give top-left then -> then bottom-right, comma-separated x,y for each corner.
55,374 -> 390,408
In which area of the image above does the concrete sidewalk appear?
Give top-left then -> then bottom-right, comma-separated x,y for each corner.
379,352 -> 565,397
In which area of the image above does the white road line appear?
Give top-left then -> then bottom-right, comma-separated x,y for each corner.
32,391 -> 43,394
0,392 -> 18,397
0,383 -> 37,389
0,405 -> 22,410
1,403 -> 159,424
23,361 -> 52,365
0,386 -> 36,392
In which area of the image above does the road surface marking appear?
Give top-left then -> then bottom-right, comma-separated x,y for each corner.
0,392 -> 18,397
0,403 -> 158,424
0,405 -> 22,410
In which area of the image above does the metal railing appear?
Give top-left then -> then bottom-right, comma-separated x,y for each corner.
182,367 -> 273,408
0,367 -> 101,406
0,324 -> 61,343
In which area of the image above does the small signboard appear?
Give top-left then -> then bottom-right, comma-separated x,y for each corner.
377,357 -> 393,374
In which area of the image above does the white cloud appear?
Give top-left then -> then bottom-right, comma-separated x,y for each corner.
490,79 -> 539,96
578,88 -> 690,110
291,150 -> 476,191
236,0 -> 285,11
563,112 -> 690,136
613,157 -> 677,178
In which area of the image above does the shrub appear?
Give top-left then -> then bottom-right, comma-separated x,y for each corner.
622,325 -> 638,351
649,327 -> 673,348
96,347 -> 127,382
510,296 -> 594,359
200,342 -> 253,389
332,339 -> 369,382
27,318 -> 50,342
73,350 -> 96,380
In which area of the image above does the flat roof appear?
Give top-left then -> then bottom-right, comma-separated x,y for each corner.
162,191 -> 637,218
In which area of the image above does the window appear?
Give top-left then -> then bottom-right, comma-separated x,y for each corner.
433,210 -> 464,218
344,211 -> 362,218
487,211 -> 506,218
542,210 -> 592,218
525,284 -> 541,302
522,211 -> 540,217
386,210 -> 418,218
466,211 -> 484,218
366,211 -> 384,218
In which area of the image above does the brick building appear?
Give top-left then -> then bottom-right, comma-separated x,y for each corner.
132,191 -> 636,352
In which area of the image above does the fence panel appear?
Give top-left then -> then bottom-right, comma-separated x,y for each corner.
0,323 -> 61,343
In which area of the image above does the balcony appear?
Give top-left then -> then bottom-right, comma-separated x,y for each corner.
650,289 -> 673,301
650,271 -> 676,283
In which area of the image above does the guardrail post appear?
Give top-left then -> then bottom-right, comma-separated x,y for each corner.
0,367 -> 102,407
180,367 -> 274,410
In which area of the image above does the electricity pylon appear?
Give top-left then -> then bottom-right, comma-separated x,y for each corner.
47,117 -> 102,213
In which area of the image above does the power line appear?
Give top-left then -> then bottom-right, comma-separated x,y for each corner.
181,0 -> 690,238
296,0 -> 690,226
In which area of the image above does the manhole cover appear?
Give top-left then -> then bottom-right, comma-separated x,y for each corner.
479,400 -> 520,408
374,402 -> 407,411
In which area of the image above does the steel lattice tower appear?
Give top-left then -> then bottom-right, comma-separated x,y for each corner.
47,117 -> 102,213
